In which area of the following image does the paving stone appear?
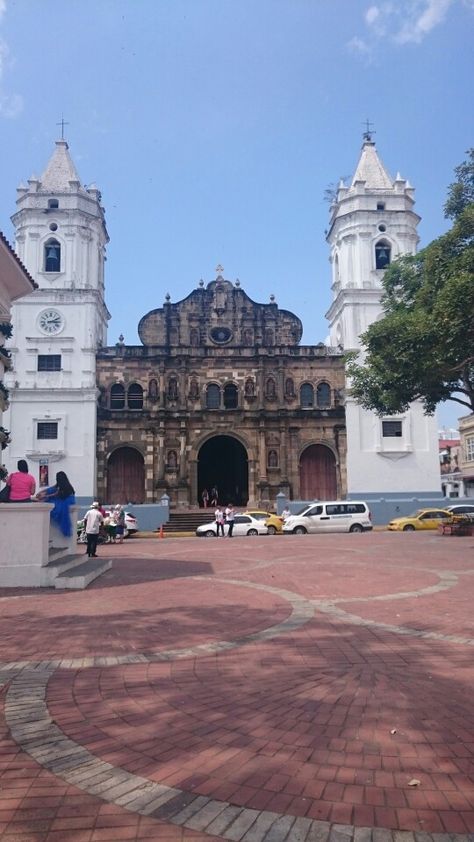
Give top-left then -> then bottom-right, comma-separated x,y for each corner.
240,811 -> 280,842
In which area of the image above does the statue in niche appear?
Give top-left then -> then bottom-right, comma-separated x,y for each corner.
167,377 -> 178,401
190,328 -> 199,346
266,377 -> 277,399
189,378 -> 199,400
148,378 -> 159,403
243,328 -> 253,346
214,284 -> 227,313
265,328 -> 274,346
267,449 -> 278,468
244,378 -> 255,398
285,377 -> 295,398
167,450 -> 177,469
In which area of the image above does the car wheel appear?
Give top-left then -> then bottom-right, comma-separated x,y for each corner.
267,525 -> 277,535
205,530 -> 216,537
247,528 -> 258,535
403,524 -> 416,532
294,526 -> 307,535
349,524 -> 363,533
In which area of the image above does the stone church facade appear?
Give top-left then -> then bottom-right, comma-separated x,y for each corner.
96,274 -> 347,507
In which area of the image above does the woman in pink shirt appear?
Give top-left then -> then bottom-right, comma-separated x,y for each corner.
7,459 -> 36,502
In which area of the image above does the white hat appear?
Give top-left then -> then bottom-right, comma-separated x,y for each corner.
92,501 -> 99,508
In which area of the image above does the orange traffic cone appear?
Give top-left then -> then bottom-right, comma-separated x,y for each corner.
159,525 -> 164,539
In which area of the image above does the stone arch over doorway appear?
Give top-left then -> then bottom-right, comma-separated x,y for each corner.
198,435 -> 249,507
106,446 -> 145,504
299,443 -> 337,501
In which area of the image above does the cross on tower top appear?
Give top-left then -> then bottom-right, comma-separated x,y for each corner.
56,115 -> 69,140
362,118 -> 375,142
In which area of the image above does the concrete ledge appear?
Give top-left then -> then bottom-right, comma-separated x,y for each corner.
0,502 -> 78,587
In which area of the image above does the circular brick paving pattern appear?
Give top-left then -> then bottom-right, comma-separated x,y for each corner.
1,532 -> 474,841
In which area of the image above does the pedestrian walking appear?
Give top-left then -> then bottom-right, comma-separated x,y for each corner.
83,501 -> 104,558
210,485 -> 218,506
225,503 -> 235,537
201,488 -> 209,508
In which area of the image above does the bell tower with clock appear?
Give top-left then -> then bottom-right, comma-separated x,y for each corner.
3,134 -> 110,498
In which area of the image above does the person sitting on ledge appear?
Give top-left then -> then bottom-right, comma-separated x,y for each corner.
6,459 -> 36,502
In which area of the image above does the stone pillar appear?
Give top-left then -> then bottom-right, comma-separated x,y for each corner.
259,426 -> 267,482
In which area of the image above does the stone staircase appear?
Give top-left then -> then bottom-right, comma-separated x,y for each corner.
41,546 -> 112,589
162,509 -> 215,534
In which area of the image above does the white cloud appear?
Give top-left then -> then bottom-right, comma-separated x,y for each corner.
0,91 -> 22,118
0,2 -> 23,119
395,0 -> 454,44
365,5 -> 380,25
349,0 -> 471,52
347,36 -> 371,55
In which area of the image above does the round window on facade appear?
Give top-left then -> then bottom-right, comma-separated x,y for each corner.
378,224 -> 386,232
49,223 -> 58,232
209,326 -> 232,344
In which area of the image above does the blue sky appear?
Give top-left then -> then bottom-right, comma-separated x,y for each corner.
0,0 -> 472,429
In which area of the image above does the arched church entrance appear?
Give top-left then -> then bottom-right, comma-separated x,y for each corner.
106,447 -> 145,504
299,444 -> 337,500
198,436 -> 248,507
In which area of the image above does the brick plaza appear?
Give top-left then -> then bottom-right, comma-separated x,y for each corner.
0,531 -> 473,841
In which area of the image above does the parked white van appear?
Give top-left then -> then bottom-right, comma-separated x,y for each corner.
282,501 -> 372,534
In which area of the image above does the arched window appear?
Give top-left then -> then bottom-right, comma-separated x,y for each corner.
224,383 -> 238,409
48,199 -> 59,209
128,383 -> 143,410
266,377 -> 277,399
206,383 -> 220,409
375,240 -> 391,270
316,382 -> 331,408
44,238 -> 61,272
300,383 -> 314,408
110,383 -> 125,410
268,449 -> 278,468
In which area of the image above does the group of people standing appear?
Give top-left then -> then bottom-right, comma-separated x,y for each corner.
214,503 -> 235,536
81,502 -> 125,558
201,485 -> 219,508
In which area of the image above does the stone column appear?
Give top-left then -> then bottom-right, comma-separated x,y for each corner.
259,426 -> 267,482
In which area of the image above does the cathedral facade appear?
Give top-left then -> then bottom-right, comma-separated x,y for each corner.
4,133 -> 441,508
95,275 -> 347,507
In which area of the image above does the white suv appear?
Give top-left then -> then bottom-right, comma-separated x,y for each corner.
283,501 -> 372,534
445,503 -> 474,521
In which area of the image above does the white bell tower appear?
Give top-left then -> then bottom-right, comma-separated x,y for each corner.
326,132 -> 440,497
3,137 -> 110,499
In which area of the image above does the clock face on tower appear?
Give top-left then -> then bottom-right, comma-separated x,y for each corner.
38,309 -> 64,335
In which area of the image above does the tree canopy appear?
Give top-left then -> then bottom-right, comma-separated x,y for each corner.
347,149 -> 474,416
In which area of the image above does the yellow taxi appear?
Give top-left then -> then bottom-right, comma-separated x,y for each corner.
387,508 -> 451,532
243,510 -> 284,534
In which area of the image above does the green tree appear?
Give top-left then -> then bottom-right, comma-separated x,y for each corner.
347,150 -> 474,415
